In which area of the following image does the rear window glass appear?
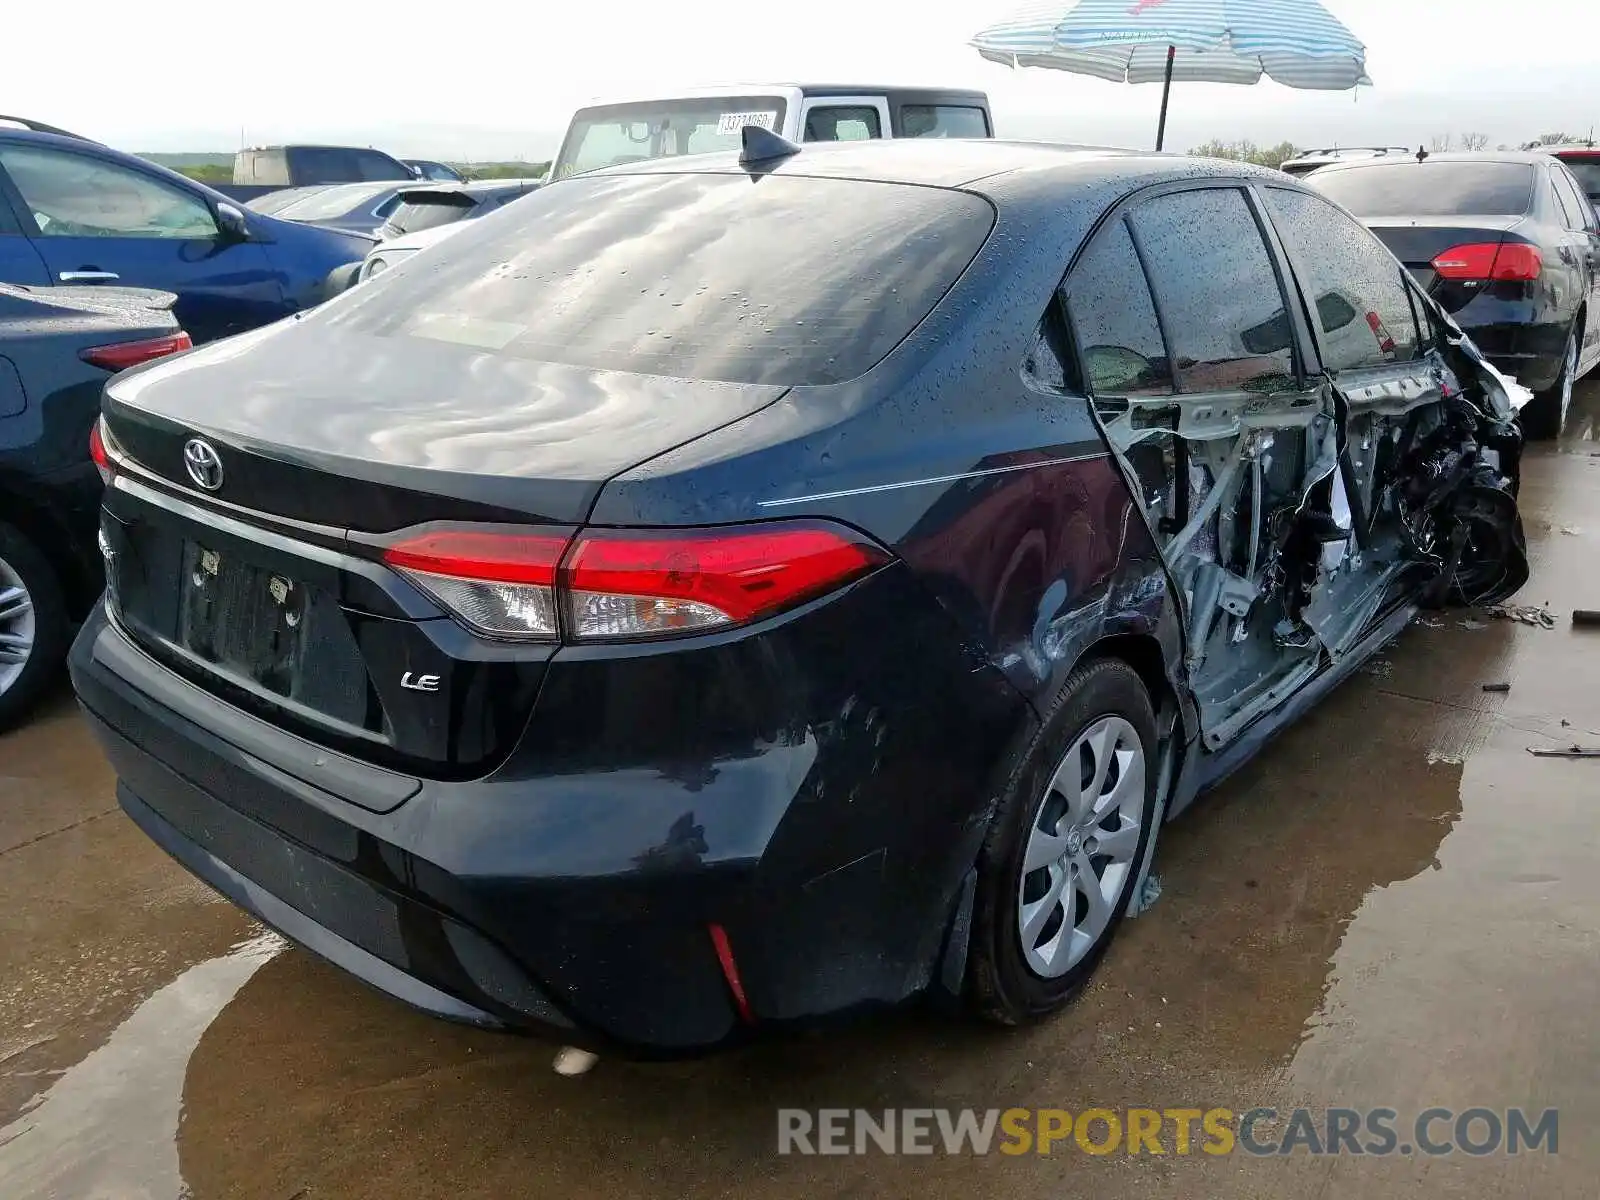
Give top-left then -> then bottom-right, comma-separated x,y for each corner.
1310,161 -> 1535,218
554,97 -> 790,179
330,173 -> 993,386
277,184 -> 391,220
901,105 -> 990,139
386,193 -> 476,235
1560,157 -> 1600,199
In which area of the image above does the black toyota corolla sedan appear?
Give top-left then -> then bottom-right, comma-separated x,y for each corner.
70,137 -> 1530,1056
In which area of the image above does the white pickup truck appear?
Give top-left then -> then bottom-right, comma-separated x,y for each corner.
331,83 -> 994,291
549,83 -> 994,180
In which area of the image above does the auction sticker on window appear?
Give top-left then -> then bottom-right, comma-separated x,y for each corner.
716,111 -> 778,135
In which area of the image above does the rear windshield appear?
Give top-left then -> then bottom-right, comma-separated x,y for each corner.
385,192 -> 477,235
1561,158 -> 1600,198
330,172 -> 993,387
276,183 -> 392,220
1310,161 -> 1535,218
553,96 -> 790,179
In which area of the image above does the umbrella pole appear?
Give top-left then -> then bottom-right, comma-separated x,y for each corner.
1155,44 -> 1175,151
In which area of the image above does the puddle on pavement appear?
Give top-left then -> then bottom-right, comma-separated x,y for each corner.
0,934 -> 281,1200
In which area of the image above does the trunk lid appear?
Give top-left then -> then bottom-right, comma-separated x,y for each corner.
98,318 -> 786,779
103,318 -> 787,529
1363,219 -> 1536,307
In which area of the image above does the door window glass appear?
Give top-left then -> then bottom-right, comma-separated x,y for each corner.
1553,169 -> 1594,232
1263,187 -> 1421,371
0,146 -> 218,239
1130,188 -> 1297,393
900,106 -> 990,138
1062,218 -> 1173,396
803,107 -> 882,142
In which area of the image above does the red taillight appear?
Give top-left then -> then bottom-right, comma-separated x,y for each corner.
1431,242 -> 1542,282
380,520 -> 889,642
562,523 -> 889,640
79,331 -> 193,372
88,417 -> 112,485
383,529 -> 566,640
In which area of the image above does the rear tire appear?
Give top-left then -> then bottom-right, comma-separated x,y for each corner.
1520,324 -> 1578,441
967,658 -> 1158,1025
0,521 -> 70,733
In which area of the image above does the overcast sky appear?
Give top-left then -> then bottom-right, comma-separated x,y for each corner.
4,0 -> 1596,160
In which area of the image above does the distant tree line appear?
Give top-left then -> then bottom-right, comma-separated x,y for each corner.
1191,131 -> 1594,167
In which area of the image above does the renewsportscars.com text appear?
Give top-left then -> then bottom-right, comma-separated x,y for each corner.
777,1106 -> 1558,1157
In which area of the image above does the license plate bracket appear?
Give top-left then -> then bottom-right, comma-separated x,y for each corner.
178,540 -> 308,697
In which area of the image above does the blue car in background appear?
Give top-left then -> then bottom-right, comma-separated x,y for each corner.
0,119 -> 372,344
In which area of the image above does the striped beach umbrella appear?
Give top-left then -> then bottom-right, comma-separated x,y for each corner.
972,0 -> 1370,149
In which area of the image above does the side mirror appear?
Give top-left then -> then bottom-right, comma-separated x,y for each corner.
215,202 -> 250,242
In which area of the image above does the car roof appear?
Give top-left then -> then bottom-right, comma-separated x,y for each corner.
1313,150 -> 1554,173
588,137 -> 1252,191
574,83 -> 989,108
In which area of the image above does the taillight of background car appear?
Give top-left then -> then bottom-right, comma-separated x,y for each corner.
382,521 -> 890,643
1431,243 -> 1543,282
79,331 -> 193,373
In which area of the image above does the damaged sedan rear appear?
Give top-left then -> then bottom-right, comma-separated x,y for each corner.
71,140 -> 1528,1055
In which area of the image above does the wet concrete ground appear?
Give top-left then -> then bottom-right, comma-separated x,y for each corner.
6,392 -> 1600,1198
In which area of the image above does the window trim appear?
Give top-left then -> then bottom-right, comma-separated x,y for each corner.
1258,182 -> 1426,376
0,142 -> 220,241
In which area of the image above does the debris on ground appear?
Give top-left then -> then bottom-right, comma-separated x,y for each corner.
1413,615 -> 1445,629
1560,526 -> 1583,536
1572,610 -> 1600,628
1459,618 -> 1487,631
1427,750 -> 1465,766
1363,658 -> 1393,677
1482,682 -> 1511,693
1483,602 -> 1556,629
1528,745 -> 1600,759
553,1047 -> 599,1076
1128,872 -> 1163,917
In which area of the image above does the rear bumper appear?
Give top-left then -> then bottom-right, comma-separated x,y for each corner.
71,571 -> 1026,1054
1451,299 -> 1569,393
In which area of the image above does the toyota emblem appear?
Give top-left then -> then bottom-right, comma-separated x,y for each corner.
183,438 -> 224,492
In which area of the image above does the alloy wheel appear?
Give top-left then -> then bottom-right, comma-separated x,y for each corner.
0,553 -> 35,697
1560,330 -> 1577,435
1017,715 -> 1146,978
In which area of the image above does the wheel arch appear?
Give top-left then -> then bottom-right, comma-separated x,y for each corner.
0,481 -> 99,618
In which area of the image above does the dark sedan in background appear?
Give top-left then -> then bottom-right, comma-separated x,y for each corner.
376,178 -> 543,240
0,283 -> 190,728
1310,151 -> 1600,438
71,139 -> 1529,1055
246,181 -> 407,236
